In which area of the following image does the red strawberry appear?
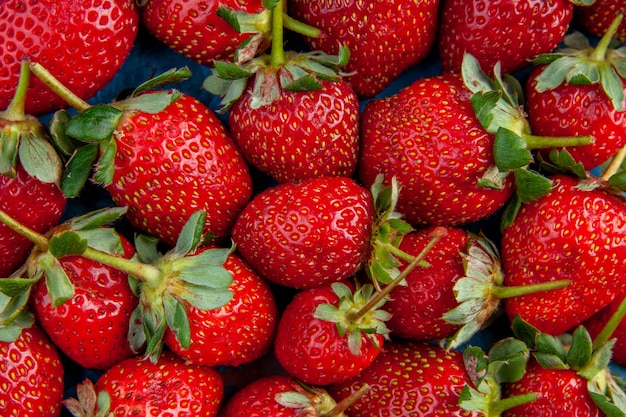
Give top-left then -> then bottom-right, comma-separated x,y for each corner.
502,174 -> 626,336
65,351 -> 224,416
164,248 -> 278,367
273,281 -> 389,386
0,325 -> 65,417
524,15 -> 626,170
0,0 -> 139,116
358,72 -> 515,227
577,0 -> 626,42
328,341 -> 479,416
140,0 -> 268,65
288,0 -> 441,98
438,0 -> 578,75
231,176 -> 374,289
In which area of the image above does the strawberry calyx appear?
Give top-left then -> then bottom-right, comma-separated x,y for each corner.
63,378 -> 112,417
275,380 -> 369,417
532,13 -> 626,111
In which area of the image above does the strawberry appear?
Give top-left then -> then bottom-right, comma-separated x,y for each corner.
140,0 -> 269,66
0,324 -> 65,417
501,174 -> 626,336
328,341 -> 479,416
577,0 -> 626,42
205,1 -> 360,184
273,281 -> 390,386
163,248 -> 278,367
288,0 -> 441,98
438,0 -> 583,75
64,351 -> 224,416
231,176 -> 374,289
524,15 -> 626,171
0,0 -> 139,116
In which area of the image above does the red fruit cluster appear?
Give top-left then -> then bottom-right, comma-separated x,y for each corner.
1,1 -> 626,417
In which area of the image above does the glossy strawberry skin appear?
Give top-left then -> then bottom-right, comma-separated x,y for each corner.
288,0 -> 440,98
107,93 -> 253,247
503,359 -> 603,416
30,233 -> 137,370
0,164 -> 66,277
502,175 -> 626,336
385,226 -> 470,341
141,0 -> 266,65
328,341 -> 478,417
358,73 -> 515,228
229,78 -> 360,184
232,176 -> 374,289
273,281 -> 384,386
0,325 -> 65,417
0,0 -> 139,116
164,249 -> 278,367
439,0 -> 573,74
584,297 -> 626,366
95,351 -> 223,416
577,0 -> 626,43
525,65 -> 626,170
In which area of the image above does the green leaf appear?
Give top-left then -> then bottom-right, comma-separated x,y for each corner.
134,234 -> 161,264
608,171 -> 626,191
463,346 -> 489,386
178,285 -> 233,311
567,326 -> 593,370
0,126 -> 19,176
500,194 -> 522,231
75,228 -> 124,255
49,109 -> 81,157
599,63 -> 625,111
487,338 -> 530,384
511,315 -> 540,349
275,391 -> 313,409
534,56 -> 580,92
61,144 -> 99,198
535,333 -> 568,363
589,392 -> 626,417
131,68 -> 192,96
114,92 -> 177,114
18,134 -> 62,184
282,73 -> 322,92
173,211 -> 206,257
214,61 -> 254,80
545,149 -> 588,179
0,290 -> 31,326
128,305 -> 146,352
513,169 -> 553,204
493,128 -> 533,171
65,105 -> 123,143
48,231 -> 88,258
93,139 -> 117,185
177,265 -> 233,288
163,295 -> 191,349
68,207 -> 128,231
0,277 -> 40,297
533,351 -> 568,370
470,90 -> 500,131
40,254 -> 75,307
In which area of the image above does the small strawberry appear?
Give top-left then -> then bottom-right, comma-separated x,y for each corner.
0,324 -> 65,417
577,0 -> 626,42
502,174 -> 626,336
0,0 -> 139,116
231,176 -> 374,289
288,0 -> 441,98
438,0 -> 587,75
140,0 -> 269,66
273,281 -> 390,386
205,1 -> 360,184
328,341 -> 479,416
525,14 -> 626,170
64,351 -> 224,416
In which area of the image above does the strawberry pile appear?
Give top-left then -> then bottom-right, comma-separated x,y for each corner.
2,0 -> 626,416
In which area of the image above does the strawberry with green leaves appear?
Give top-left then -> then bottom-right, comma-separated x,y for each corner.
438,0 -> 591,75
205,0 -> 360,184
64,352 -> 224,417
525,14 -> 626,171
288,0 -> 441,98
1,325 -> 65,417
0,0 -> 139,116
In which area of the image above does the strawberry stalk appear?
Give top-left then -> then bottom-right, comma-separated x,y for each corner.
270,0 -> 286,66
320,384 -> 370,416
589,13 -> 623,62
28,61 -> 90,112
2,60 -> 30,122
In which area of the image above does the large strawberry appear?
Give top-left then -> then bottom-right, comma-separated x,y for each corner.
577,0 -> 626,42
1,325 -> 65,417
163,248 -> 278,367
501,174 -> 626,336
524,14 -> 626,171
64,352 -> 224,416
288,0 -> 441,98
205,1 -> 360,184
0,0 -> 139,116
0,61 -> 66,277
231,176 -> 374,289
438,0 -> 587,75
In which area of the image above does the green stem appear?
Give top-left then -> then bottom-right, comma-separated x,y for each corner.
590,13 -> 624,62
3,60 -> 30,121
320,384 -> 370,417
0,209 -> 49,250
81,246 -> 162,289
270,0 -> 286,67
378,241 -> 419,263
491,279 -> 570,299
348,227 -> 447,322
28,61 -> 91,111
282,13 -> 320,38
601,143 -> 626,181
488,393 -> 539,416
522,133 -> 594,150
592,296 -> 626,351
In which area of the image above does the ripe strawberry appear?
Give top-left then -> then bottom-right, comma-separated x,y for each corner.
140,0 -> 268,65
328,341 -> 479,416
164,248 -> 278,367
65,351 -> 224,416
274,281 -> 390,386
0,0 -> 139,116
502,174 -> 626,336
231,176 -> 374,289
577,0 -> 626,42
524,15 -> 626,170
288,0 -> 441,98
0,325 -> 65,417
438,0 -> 580,75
